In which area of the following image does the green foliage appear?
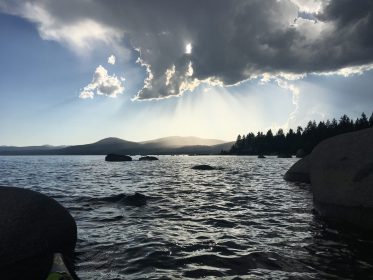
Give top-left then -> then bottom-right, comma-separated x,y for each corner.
228,112 -> 373,156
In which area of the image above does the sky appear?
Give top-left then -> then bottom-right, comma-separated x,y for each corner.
0,0 -> 372,146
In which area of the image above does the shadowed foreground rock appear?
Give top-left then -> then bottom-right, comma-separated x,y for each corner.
310,128 -> 373,230
284,156 -> 310,183
192,164 -> 216,170
105,153 -> 132,162
139,156 -> 159,161
0,187 -> 77,280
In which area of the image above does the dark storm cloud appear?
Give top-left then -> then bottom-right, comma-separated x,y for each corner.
1,0 -> 373,99
314,0 -> 373,69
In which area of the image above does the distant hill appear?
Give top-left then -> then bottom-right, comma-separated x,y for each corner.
0,145 -> 67,155
165,141 -> 235,155
57,137 -> 140,155
0,136 -> 233,155
141,136 -> 225,148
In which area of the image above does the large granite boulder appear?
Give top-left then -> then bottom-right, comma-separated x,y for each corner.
284,155 -> 310,183
310,128 -> 373,230
105,154 -> 132,162
0,187 -> 77,279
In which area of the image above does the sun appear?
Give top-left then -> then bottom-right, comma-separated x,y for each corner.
185,43 -> 192,54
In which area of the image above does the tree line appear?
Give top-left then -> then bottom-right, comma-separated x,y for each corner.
225,112 -> 373,156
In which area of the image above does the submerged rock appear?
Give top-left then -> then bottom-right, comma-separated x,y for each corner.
105,154 -> 132,162
139,156 -> 159,161
284,155 -> 310,183
310,128 -> 373,230
123,192 -> 147,207
0,186 -> 77,279
78,192 -> 148,207
192,164 -> 216,170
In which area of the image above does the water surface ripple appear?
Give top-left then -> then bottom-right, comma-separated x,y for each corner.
0,155 -> 372,279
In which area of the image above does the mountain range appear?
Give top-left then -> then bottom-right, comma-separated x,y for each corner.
0,136 -> 234,155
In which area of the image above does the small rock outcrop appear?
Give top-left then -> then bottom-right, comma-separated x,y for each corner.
277,153 -> 292,158
284,155 -> 310,183
258,154 -> 266,158
105,154 -> 132,162
0,187 -> 77,279
139,156 -> 159,161
192,164 -> 216,170
310,128 -> 373,230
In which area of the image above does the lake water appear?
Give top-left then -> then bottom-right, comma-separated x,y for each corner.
0,155 -> 372,279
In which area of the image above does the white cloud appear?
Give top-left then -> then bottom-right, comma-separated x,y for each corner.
290,0 -> 325,13
108,54 -> 116,65
79,65 -> 124,99
2,2 -> 127,57
316,63 -> 373,77
165,65 -> 176,86
79,90 -> 94,99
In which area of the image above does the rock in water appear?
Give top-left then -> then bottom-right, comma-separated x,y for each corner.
123,193 -> 147,207
310,128 -> 373,230
296,149 -> 306,158
284,155 -> 310,183
258,154 -> 266,158
277,153 -> 292,158
139,156 -> 159,161
0,186 -> 77,279
192,164 -> 216,170
105,154 -> 132,162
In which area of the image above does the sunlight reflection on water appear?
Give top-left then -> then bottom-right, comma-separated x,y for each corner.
0,155 -> 372,279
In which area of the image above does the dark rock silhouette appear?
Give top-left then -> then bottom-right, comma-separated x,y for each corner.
0,187 -> 77,279
105,153 -> 132,162
123,193 -> 147,207
284,155 -> 310,183
296,149 -> 306,158
258,154 -> 266,158
192,164 -> 216,170
277,153 -> 292,158
139,156 -> 159,161
310,128 -> 373,230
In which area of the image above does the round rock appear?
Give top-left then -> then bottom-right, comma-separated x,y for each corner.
284,155 -> 310,183
0,187 -> 77,278
310,128 -> 373,229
